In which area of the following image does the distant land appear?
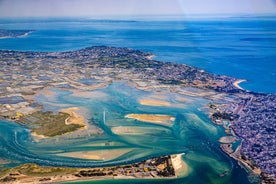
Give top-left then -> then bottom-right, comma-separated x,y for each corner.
0,45 -> 275,183
0,30 -> 34,39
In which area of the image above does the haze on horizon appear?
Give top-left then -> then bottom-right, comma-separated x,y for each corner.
0,0 -> 275,18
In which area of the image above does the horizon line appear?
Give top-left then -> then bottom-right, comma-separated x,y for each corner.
1,13 -> 276,19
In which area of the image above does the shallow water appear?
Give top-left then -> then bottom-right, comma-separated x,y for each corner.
0,82 -> 255,183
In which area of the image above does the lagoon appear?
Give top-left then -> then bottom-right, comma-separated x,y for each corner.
0,82 -> 254,183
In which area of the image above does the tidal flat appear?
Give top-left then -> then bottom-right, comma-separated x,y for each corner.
0,82 -> 249,183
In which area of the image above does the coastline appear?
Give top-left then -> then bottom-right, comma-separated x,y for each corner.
0,155 -> 186,183
0,45 -> 274,183
210,109 -> 262,180
171,154 -> 190,177
60,107 -> 87,128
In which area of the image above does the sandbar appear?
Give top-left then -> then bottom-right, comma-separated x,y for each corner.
56,148 -> 133,161
112,126 -> 144,135
111,126 -> 170,135
125,114 -> 175,126
139,99 -> 171,107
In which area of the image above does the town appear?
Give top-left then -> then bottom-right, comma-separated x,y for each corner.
210,92 -> 276,183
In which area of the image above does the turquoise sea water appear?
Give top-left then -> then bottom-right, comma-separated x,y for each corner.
0,83 -> 254,183
0,16 -> 275,93
0,16 -> 272,183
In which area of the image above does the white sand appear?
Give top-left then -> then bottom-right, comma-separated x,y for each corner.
233,79 -> 246,90
139,99 -> 171,107
125,114 -> 175,126
171,153 -> 190,177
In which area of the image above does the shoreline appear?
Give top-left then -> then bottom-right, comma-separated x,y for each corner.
210,113 -> 262,179
171,153 -> 190,177
233,79 -> 246,90
0,155 -> 184,184
0,45 -> 274,183
60,107 -> 87,128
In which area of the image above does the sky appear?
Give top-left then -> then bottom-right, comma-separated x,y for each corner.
0,0 -> 275,18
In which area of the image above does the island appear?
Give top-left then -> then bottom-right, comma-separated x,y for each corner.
0,46 -> 275,183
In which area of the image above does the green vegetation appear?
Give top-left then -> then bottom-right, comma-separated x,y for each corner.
18,163 -> 77,176
0,168 -> 9,178
1,163 -> 77,177
29,111 -> 84,137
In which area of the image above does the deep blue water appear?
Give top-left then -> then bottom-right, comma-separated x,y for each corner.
0,16 -> 275,93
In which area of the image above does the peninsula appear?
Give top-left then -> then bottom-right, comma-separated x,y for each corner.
0,46 -> 275,183
0,29 -> 34,39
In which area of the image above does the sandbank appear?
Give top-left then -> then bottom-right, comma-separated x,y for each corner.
171,154 -> 190,177
139,99 -> 171,107
56,148 -> 133,161
233,79 -> 246,90
175,97 -> 193,103
125,114 -> 175,126
112,126 -> 144,135
111,126 -> 170,135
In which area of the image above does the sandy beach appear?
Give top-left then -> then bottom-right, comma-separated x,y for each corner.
125,114 -> 175,126
60,107 -> 87,128
233,79 -> 246,90
171,154 -> 190,177
31,132 -> 49,140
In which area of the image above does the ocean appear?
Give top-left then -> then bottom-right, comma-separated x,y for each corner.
0,15 -> 275,93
